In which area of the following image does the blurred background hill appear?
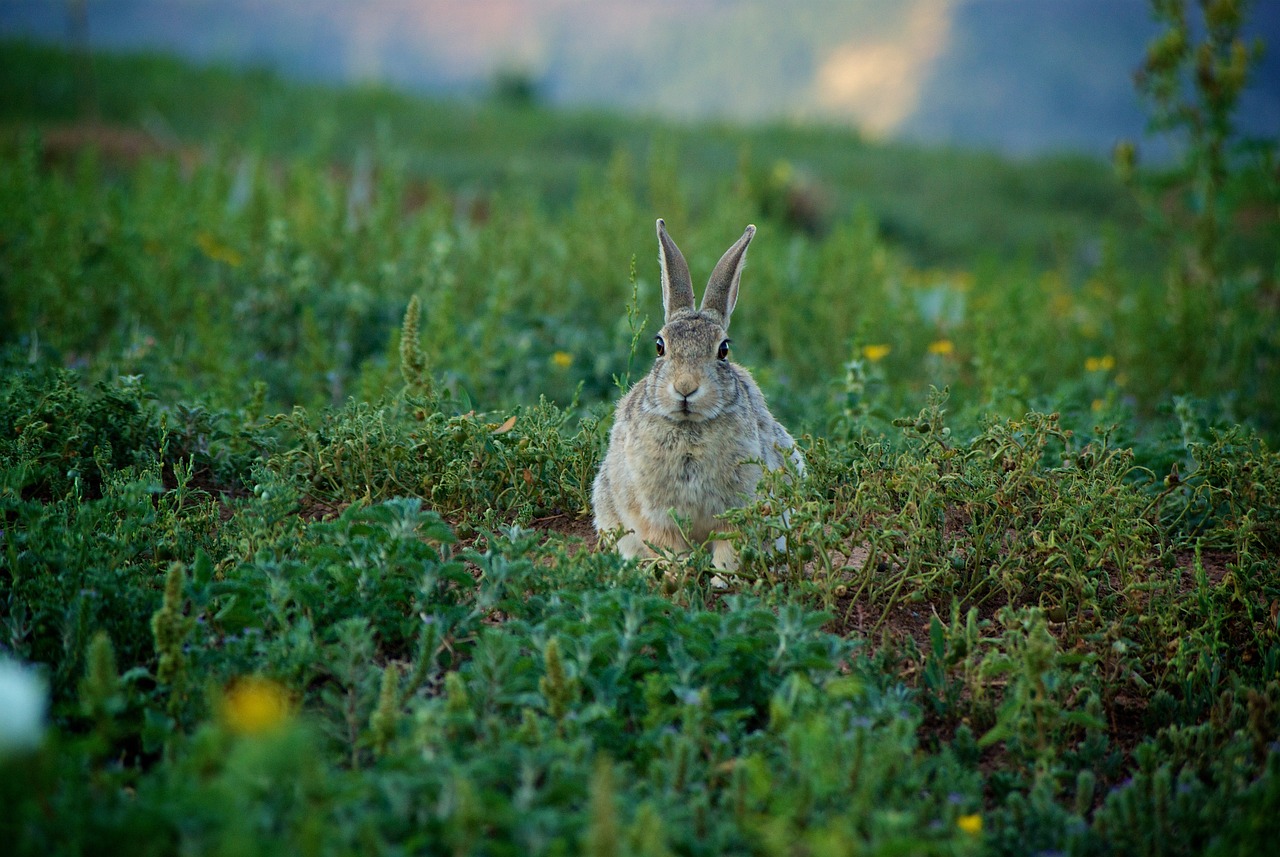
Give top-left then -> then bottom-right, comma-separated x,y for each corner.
3,0 -> 1278,157
0,0 -> 1276,428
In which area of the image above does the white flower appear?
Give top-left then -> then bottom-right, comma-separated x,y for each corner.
0,657 -> 48,756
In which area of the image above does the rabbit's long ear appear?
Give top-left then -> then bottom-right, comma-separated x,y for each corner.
657,219 -> 694,320
701,225 -> 755,330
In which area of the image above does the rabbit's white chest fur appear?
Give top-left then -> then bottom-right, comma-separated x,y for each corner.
637,415 -> 763,536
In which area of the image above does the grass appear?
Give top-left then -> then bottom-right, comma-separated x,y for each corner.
0,38 -> 1157,269
1,37 -> 1279,856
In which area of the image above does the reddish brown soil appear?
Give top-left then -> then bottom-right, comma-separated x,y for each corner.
16,119 -> 482,223
31,120 -> 202,171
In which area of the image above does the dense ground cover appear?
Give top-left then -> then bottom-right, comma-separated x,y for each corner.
1,30 -> 1279,855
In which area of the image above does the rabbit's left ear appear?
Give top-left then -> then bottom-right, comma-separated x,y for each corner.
701,225 -> 755,329
657,219 -> 694,321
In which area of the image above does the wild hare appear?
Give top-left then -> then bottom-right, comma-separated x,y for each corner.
592,219 -> 803,574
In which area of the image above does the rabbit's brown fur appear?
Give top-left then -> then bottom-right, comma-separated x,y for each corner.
592,220 -> 802,570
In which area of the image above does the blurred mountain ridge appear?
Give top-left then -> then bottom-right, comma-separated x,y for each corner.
2,0 -> 1277,155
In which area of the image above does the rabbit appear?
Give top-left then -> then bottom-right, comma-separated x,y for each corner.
592,219 -> 803,573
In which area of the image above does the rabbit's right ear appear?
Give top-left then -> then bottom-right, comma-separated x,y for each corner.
701,225 -> 754,330
657,219 -> 694,320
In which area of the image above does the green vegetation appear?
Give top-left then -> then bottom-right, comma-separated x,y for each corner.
0,37 -> 1153,270
1,8 -> 1278,853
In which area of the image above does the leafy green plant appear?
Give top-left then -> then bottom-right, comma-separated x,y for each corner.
1115,0 -> 1280,423
1,17 -> 1278,855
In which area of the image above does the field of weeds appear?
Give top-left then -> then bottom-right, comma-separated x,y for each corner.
2,22 -> 1279,856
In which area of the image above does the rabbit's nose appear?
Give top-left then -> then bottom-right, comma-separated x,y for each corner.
673,379 -> 699,398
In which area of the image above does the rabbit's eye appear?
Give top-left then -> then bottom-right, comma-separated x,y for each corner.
655,336 -> 665,357
717,340 -> 730,360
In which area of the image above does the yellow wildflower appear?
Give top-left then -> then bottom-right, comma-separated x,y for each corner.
1085,355 -> 1115,373
222,677 -> 292,735
1050,292 -> 1073,319
551,351 -> 573,369
957,814 -> 983,835
1092,399 -> 1105,412
862,344 -> 891,362
196,232 -> 243,267
927,339 -> 954,356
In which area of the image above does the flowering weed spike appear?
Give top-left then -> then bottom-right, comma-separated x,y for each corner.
399,294 -> 433,396
626,799 -> 671,857
444,671 -> 469,715
371,663 -> 400,757
540,636 -> 578,724
151,561 -> 190,688
585,754 -> 620,857
79,630 -> 122,723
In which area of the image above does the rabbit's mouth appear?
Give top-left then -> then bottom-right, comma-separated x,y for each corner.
661,378 -> 712,421
672,398 -> 709,421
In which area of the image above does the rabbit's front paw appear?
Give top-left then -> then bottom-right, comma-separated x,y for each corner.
711,539 -> 738,573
